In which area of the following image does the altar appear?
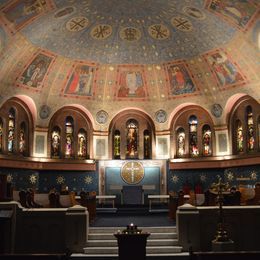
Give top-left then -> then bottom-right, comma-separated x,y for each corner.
121,185 -> 144,205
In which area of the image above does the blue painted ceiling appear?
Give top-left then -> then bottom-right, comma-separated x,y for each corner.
20,0 -> 237,64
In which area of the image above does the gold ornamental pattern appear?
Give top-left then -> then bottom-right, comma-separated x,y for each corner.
121,161 -> 144,184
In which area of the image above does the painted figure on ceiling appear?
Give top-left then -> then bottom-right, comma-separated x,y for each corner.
209,0 -> 257,29
65,65 -> 94,96
207,51 -> 243,87
21,54 -> 52,88
168,64 -> 195,95
3,0 -> 47,29
118,71 -> 145,98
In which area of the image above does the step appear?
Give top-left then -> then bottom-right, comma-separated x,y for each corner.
87,238 -> 179,247
84,245 -> 183,254
88,232 -> 178,240
89,226 -> 176,233
71,252 -> 189,258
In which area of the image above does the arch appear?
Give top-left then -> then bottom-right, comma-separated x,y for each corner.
228,94 -> 260,155
225,93 -> 250,125
53,104 -> 95,128
14,95 -> 37,125
109,108 -> 156,159
0,96 -> 34,156
170,104 -> 215,158
48,105 -> 94,158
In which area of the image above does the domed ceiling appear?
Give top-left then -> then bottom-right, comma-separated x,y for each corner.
0,0 -> 259,126
20,0 -> 237,64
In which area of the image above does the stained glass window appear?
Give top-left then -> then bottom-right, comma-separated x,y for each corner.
8,108 -> 15,153
51,127 -> 61,158
19,122 -> 26,155
176,128 -> 185,157
65,116 -> 74,158
113,130 -> 120,159
202,125 -> 212,156
78,129 -> 87,158
189,115 -> 199,156
126,119 -> 138,158
246,106 -> 255,151
143,129 -> 151,159
0,118 -> 3,153
236,120 -> 243,153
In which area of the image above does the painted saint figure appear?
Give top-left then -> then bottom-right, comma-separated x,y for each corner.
19,130 -> 26,154
168,64 -> 195,95
78,134 -> 87,158
52,131 -> 60,157
118,71 -> 145,98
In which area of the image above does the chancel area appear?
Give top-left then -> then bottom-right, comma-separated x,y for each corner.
0,0 -> 260,259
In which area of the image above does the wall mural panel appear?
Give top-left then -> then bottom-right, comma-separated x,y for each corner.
62,61 -> 97,99
18,51 -> 55,90
2,0 -> 53,32
164,61 -> 197,97
206,0 -> 259,31
203,49 -> 246,89
115,65 -> 147,100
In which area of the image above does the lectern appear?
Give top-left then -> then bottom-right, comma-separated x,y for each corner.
114,224 -> 150,260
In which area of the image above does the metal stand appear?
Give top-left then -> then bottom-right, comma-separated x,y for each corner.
211,177 -> 234,251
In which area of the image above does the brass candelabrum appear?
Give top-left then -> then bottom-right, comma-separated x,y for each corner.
211,176 -> 232,243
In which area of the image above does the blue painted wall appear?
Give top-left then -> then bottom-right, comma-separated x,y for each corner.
105,166 -> 160,203
167,164 -> 260,193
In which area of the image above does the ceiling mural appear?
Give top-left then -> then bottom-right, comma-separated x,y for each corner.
0,0 -> 258,127
15,0 -> 239,64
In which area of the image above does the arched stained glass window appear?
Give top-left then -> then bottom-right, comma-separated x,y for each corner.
246,106 -> 255,151
78,129 -> 87,158
176,128 -> 185,157
143,129 -> 151,159
126,119 -> 138,158
19,122 -> 26,155
189,115 -> 199,157
0,118 -> 3,153
65,116 -> 74,158
202,124 -> 212,156
51,127 -> 61,158
236,120 -> 243,153
8,108 -> 15,153
113,130 -> 120,159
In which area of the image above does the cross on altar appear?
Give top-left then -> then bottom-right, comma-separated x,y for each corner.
126,162 -> 140,183
121,161 -> 144,184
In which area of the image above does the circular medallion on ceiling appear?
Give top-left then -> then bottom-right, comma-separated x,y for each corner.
91,24 -> 112,40
148,24 -> 170,40
96,110 -> 108,124
211,104 -> 223,118
155,110 -> 167,123
39,105 -> 51,119
119,27 -> 141,41
183,6 -> 206,20
171,16 -> 193,32
54,7 -> 75,18
66,17 -> 89,32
